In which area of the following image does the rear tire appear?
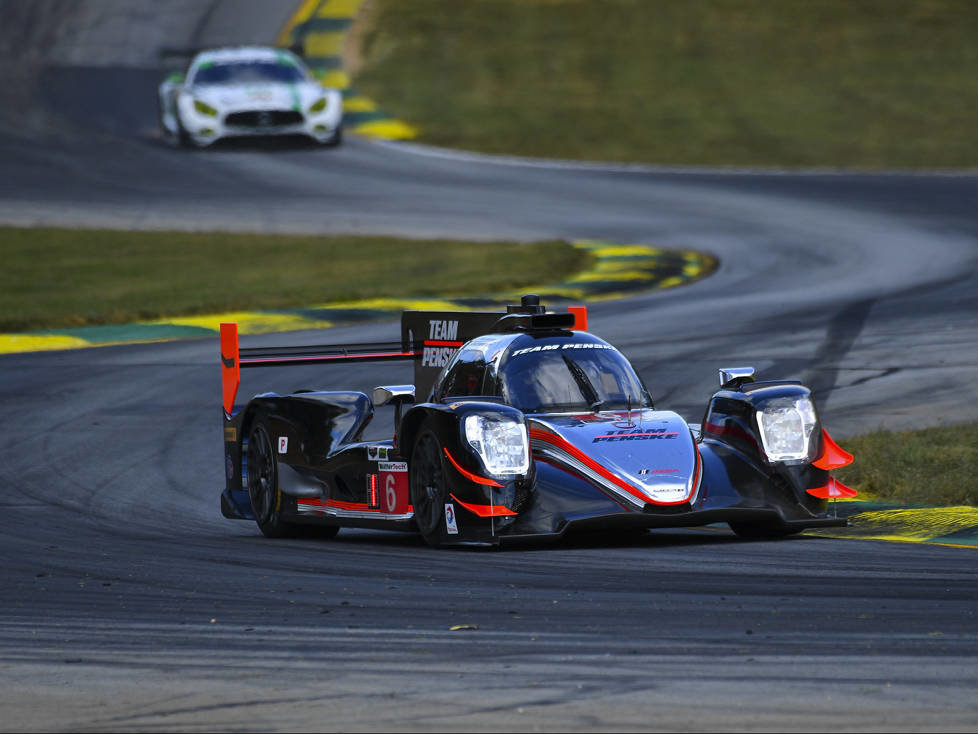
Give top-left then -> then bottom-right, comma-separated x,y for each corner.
410,427 -> 449,547
247,422 -> 301,538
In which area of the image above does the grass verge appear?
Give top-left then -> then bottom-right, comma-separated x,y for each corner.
836,422 -> 978,506
0,227 -> 588,332
353,0 -> 978,168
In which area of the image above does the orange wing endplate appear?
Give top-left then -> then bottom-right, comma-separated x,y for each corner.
220,322 -> 240,417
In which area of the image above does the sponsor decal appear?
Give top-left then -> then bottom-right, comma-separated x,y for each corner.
221,353 -> 236,369
378,461 -> 407,472
278,436 -> 288,454
592,428 -> 679,443
429,319 -> 459,342
445,503 -> 459,534
368,446 -> 391,462
379,462 -> 409,513
224,426 -> 237,442
511,343 -> 617,358
422,320 -> 463,366
422,345 -> 456,367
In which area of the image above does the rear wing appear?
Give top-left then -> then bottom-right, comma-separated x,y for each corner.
220,323 -> 420,417
220,301 -> 588,417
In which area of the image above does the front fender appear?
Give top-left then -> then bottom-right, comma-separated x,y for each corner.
399,400 -> 525,470
400,401 -> 535,528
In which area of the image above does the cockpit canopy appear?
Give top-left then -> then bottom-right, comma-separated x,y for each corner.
434,331 -> 653,414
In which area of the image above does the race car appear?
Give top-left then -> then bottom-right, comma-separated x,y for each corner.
158,46 -> 343,148
219,296 -> 856,547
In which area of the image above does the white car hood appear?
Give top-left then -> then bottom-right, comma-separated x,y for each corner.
191,82 -> 323,112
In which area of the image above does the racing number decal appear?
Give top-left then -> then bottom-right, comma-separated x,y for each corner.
378,461 -> 408,513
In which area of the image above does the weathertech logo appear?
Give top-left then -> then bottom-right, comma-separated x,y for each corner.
593,429 -> 679,443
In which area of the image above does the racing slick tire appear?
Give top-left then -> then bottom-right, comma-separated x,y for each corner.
247,421 -> 306,538
409,426 -> 450,548
728,521 -> 804,540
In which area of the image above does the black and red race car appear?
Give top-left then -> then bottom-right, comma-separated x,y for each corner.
219,296 -> 856,547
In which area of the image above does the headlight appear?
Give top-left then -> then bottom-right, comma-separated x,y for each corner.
756,396 -> 818,462
193,99 -> 218,116
464,415 -> 529,475
308,96 -> 328,113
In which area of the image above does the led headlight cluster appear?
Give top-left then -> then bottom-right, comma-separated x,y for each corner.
756,396 -> 818,462
464,415 -> 529,476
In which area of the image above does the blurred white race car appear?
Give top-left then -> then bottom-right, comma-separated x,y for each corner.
158,46 -> 343,148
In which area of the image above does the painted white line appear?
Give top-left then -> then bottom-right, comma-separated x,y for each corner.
369,138 -> 978,178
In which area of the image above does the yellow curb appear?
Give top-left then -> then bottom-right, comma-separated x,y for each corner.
148,311 -> 334,335
352,118 -> 420,140
849,506 -> 978,541
0,334 -> 92,354
307,297 -> 467,312
277,0 -> 322,46
569,270 -> 658,283
806,506 -> 978,547
303,30 -> 346,56
279,0 -> 416,134
316,0 -> 363,18
316,69 -> 351,90
343,96 -> 378,113
586,245 -> 663,257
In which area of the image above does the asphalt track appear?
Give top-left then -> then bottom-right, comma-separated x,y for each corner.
1,2 -> 977,731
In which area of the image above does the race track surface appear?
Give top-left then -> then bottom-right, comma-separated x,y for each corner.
1,2 -> 977,731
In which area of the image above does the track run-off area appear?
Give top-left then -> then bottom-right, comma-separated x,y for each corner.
1,2 -> 976,731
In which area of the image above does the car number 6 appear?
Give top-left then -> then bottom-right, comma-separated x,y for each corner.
386,474 -> 397,512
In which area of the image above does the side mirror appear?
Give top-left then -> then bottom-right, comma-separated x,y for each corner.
372,385 -> 416,429
718,367 -> 755,390
372,385 -> 415,407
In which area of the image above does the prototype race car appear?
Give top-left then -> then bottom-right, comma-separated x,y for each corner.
158,46 -> 343,148
219,296 -> 857,547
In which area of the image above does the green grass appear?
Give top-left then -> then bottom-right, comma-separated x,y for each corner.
0,227 -> 589,332
354,0 -> 978,168
836,422 -> 978,506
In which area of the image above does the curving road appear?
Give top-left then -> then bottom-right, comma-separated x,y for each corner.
1,2 -> 977,731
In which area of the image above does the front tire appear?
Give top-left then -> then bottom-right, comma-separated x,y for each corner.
410,427 -> 449,547
247,422 -> 300,538
321,126 -> 342,147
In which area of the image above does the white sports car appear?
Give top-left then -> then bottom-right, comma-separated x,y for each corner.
158,46 -> 343,148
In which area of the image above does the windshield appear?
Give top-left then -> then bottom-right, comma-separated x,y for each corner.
192,61 -> 307,85
497,341 -> 652,413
